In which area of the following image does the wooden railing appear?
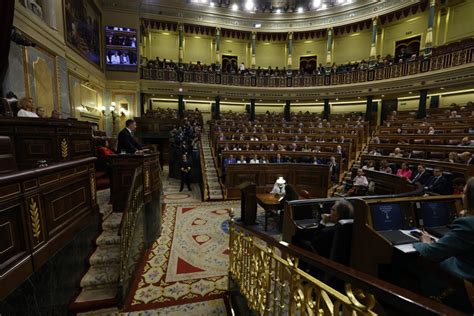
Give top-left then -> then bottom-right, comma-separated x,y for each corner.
229,215 -> 464,315
118,167 -> 144,302
142,44 -> 474,87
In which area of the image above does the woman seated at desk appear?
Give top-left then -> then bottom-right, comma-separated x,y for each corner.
414,177 -> 474,282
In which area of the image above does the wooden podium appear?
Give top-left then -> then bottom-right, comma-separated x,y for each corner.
110,152 -> 161,212
239,182 -> 257,225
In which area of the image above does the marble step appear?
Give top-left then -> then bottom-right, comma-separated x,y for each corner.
102,213 -> 122,232
80,264 -> 120,289
96,230 -> 121,247
89,245 -> 121,266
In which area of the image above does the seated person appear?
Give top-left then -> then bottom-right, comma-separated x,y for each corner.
308,200 -> 354,258
249,154 -> 260,164
396,163 -> 413,180
425,167 -> 450,195
414,177 -> 474,282
460,152 -> 473,165
379,159 -> 393,174
349,169 -> 369,196
458,137 -> 473,147
410,164 -> 432,185
328,156 -> 338,182
36,106 -> 46,118
312,156 -> 322,165
260,155 -> 269,164
447,152 -> 459,163
16,97 -> 39,117
390,147 -> 404,158
452,177 -> 466,195
237,155 -> 247,164
223,154 -> 236,169
271,153 -> 285,163
362,160 -> 375,171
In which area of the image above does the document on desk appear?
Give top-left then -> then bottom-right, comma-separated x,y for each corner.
395,243 -> 417,253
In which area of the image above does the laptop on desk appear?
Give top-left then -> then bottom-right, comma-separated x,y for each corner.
378,230 -> 419,245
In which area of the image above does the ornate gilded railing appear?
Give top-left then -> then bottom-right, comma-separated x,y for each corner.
141,45 -> 474,88
199,140 -> 209,201
119,167 -> 145,301
228,214 -> 463,315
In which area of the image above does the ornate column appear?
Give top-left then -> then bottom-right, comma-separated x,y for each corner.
287,32 -> 293,70
325,28 -> 333,67
365,95 -> 373,124
323,99 -> 330,120
178,23 -> 184,64
251,31 -> 257,69
424,0 -> 436,57
369,17 -> 378,65
250,99 -> 256,121
215,28 -> 221,67
178,95 -> 185,119
214,95 -> 221,120
284,100 -> 291,121
417,89 -> 428,119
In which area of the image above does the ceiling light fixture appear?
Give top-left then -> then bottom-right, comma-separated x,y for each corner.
313,0 -> 322,8
231,3 -> 238,11
254,23 -> 261,28
297,7 -> 304,13
276,8 -> 281,14
320,4 -> 327,10
209,2 -> 215,7
244,0 -> 254,11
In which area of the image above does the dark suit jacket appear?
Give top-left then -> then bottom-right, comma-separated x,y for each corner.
414,217 -> 474,282
311,225 -> 338,258
411,171 -> 431,186
117,128 -> 142,154
426,176 -> 450,195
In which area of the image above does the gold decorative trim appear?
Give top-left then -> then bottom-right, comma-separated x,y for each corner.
144,168 -> 150,189
60,138 -> 68,159
90,174 -> 96,201
29,198 -> 41,241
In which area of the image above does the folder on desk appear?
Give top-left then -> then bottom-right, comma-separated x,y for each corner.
378,230 -> 418,245
294,219 -> 319,229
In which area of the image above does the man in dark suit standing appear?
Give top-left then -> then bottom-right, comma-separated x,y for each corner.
117,119 -> 143,154
410,164 -> 432,186
179,154 -> 192,192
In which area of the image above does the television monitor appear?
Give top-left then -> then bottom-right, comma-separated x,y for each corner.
370,203 -> 404,231
419,201 -> 452,228
105,26 -> 138,72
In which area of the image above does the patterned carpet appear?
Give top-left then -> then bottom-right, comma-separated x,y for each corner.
123,201 -> 240,313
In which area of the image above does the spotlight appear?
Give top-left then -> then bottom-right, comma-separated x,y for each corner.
209,1 -> 215,6
297,7 -> 304,13
231,3 -> 238,10
244,0 -> 254,11
313,0 -> 321,8
276,8 -> 281,13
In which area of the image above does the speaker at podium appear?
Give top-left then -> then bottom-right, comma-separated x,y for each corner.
239,181 -> 257,225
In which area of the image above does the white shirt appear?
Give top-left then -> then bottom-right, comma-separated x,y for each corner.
17,109 -> 39,118
237,160 -> 246,164
249,159 -> 259,164
111,55 -> 121,64
353,175 -> 369,187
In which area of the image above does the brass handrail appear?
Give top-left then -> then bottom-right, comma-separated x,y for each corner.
119,167 -> 144,300
199,140 -> 209,200
228,215 -> 464,315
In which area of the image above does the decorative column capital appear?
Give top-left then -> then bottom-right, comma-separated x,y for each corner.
372,16 -> 378,26
430,0 -> 436,7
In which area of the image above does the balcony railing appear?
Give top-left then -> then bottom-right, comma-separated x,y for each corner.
141,45 -> 474,87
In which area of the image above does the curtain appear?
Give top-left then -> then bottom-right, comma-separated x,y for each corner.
0,0 -> 15,97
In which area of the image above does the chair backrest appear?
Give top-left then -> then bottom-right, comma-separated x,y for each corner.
0,98 -> 13,117
329,219 -> 354,266
0,136 -> 17,174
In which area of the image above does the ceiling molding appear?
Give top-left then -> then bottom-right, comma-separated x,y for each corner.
103,0 -> 420,32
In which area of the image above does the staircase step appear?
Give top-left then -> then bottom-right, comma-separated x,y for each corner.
74,286 -> 118,304
96,230 -> 120,246
89,245 -> 120,266
102,213 -> 122,231
80,264 -> 120,289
